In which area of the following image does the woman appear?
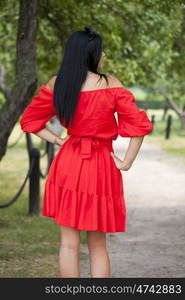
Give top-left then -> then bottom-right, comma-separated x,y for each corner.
20,26 -> 153,278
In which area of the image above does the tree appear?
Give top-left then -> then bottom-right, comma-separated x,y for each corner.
0,0 -> 37,161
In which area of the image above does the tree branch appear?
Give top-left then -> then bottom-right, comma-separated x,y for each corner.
0,64 -> 10,100
166,95 -> 185,117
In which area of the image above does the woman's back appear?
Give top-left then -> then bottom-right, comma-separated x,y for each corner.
80,73 -> 123,91
46,73 -> 123,92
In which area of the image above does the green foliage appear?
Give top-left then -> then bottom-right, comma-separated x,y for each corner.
0,0 -> 184,107
0,0 -> 19,88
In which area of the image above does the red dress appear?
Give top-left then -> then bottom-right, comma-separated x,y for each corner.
20,85 -> 153,232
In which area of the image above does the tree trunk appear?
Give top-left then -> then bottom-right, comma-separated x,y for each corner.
166,96 -> 185,131
180,114 -> 185,131
0,0 -> 38,162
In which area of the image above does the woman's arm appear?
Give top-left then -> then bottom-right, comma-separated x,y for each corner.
109,75 -> 153,171
110,136 -> 144,171
34,127 -> 71,146
33,76 -> 71,146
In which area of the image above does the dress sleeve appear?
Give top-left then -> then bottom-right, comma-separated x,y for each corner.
115,87 -> 154,137
20,85 -> 56,134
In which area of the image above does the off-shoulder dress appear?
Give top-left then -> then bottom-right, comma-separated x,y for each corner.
20,85 -> 153,233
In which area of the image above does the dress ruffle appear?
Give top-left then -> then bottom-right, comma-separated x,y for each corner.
42,181 -> 126,233
42,136 -> 126,233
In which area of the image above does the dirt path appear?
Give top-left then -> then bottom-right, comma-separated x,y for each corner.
80,137 -> 185,277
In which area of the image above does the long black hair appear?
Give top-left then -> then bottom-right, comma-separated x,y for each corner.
53,26 -> 109,128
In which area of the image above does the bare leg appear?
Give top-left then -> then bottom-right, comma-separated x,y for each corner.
59,225 -> 81,277
87,230 -> 111,278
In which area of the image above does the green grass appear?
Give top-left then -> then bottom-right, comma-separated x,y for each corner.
148,108 -> 184,136
0,123 -> 86,278
146,135 -> 185,165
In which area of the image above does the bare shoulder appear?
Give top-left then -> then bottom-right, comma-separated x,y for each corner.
107,74 -> 124,88
45,75 -> 57,91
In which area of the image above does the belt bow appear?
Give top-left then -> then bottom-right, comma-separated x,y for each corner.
71,136 -> 101,159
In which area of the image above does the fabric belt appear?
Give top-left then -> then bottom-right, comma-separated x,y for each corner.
71,136 -> 113,159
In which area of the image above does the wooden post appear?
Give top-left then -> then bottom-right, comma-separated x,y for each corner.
151,114 -> 155,128
165,115 -> 172,139
28,147 -> 40,215
46,141 -> 55,173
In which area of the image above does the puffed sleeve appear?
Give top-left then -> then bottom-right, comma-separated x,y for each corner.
20,85 -> 56,134
115,87 -> 154,137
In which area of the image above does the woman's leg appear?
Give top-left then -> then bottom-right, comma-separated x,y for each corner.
87,230 -> 111,278
59,225 -> 81,277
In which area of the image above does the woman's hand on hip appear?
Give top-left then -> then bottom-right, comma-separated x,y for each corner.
110,152 -> 132,171
55,134 -> 72,147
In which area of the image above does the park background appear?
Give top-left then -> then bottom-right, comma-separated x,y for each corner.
0,0 -> 185,277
